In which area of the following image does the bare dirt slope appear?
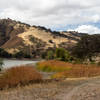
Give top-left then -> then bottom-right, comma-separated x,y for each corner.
0,77 -> 100,100
0,18 -> 85,55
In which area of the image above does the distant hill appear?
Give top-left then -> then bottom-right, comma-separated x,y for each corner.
0,18 -> 86,57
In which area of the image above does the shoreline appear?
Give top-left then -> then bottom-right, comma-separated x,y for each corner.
2,59 -> 41,69
3,58 -> 42,61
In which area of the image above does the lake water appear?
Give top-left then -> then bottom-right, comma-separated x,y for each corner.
2,59 -> 38,69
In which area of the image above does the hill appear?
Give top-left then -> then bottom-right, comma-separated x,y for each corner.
0,18 -> 86,58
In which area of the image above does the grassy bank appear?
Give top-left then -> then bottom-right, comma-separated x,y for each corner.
1,60 -> 100,90
37,60 -> 100,78
37,60 -> 72,72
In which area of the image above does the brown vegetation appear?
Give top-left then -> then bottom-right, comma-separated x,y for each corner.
37,60 -> 100,78
37,60 -> 72,72
0,66 -> 42,89
52,66 -> 100,78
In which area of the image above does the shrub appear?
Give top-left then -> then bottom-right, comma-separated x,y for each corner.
42,48 -> 73,62
13,51 -> 25,58
49,40 -> 53,43
13,51 -> 31,58
55,48 -> 71,61
37,60 -> 72,72
52,65 -> 100,79
0,66 -> 42,89
47,50 -> 55,60
0,48 -> 12,58
37,60 -> 100,79
72,58 -> 84,64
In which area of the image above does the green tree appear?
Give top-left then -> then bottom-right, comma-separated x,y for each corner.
0,48 -> 12,58
72,34 -> 100,61
47,50 -> 54,60
13,51 -> 31,58
55,48 -> 71,61
14,51 -> 24,58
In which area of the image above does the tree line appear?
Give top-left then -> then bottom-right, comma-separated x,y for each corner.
1,34 -> 100,62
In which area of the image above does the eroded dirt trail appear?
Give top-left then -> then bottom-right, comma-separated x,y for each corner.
0,77 -> 100,100
61,77 -> 100,100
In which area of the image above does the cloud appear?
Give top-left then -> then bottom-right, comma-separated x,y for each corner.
0,0 -> 100,33
68,25 -> 100,34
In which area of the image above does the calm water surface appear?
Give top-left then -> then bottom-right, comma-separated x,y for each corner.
3,59 -> 38,68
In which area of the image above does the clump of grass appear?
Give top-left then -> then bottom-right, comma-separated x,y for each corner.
37,60 -> 72,72
52,66 -> 100,79
0,66 -> 42,90
37,60 -> 100,79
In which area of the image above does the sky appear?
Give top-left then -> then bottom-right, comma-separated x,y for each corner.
0,0 -> 100,34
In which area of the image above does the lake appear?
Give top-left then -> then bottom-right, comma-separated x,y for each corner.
2,59 -> 38,69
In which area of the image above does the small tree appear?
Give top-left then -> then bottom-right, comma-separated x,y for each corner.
47,50 -> 54,60
55,48 -> 71,61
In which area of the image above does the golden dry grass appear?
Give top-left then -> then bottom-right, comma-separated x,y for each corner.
37,60 -> 100,78
52,66 -> 100,78
0,66 -> 42,90
37,60 -> 72,72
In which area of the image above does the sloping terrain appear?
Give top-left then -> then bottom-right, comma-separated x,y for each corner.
0,18 -> 85,56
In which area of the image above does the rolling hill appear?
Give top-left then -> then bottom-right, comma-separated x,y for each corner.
0,18 -> 86,57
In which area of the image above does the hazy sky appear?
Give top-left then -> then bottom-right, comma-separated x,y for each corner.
0,0 -> 100,34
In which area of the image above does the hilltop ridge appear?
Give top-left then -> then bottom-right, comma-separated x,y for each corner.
0,18 -> 86,57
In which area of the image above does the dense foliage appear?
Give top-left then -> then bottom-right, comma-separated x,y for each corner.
42,48 -> 73,62
0,48 -> 12,58
0,48 -> 31,58
55,48 -> 71,61
13,51 -> 31,58
72,34 -> 100,61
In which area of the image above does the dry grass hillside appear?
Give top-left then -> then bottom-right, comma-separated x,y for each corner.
0,18 -> 86,56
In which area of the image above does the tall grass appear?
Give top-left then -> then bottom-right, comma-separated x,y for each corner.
52,66 -> 100,78
37,60 -> 100,78
0,66 -> 42,89
37,60 -> 72,72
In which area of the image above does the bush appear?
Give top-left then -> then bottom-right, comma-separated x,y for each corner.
37,60 -> 72,72
72,34 -> 100,61
13,51 -> 24,58
52,65 -> 100,79
0,66 -> 42,89
47,50 -> 55,60
13,51 -> 31,58
0,48 -> 12,58
55,48 -> 71,61
49,40 -> 53,43
42,48 -> 73,62
72,58 -> 84,64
